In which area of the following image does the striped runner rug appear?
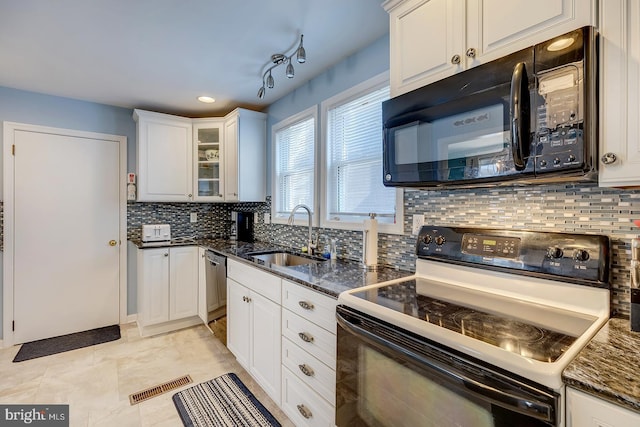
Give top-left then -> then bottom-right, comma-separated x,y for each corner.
172,373 -> 281,427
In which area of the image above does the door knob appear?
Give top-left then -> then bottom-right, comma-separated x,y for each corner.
109,240 -> 117,246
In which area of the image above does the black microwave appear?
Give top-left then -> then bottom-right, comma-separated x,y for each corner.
382,27 -> 598,188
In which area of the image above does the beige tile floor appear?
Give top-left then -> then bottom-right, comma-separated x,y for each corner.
0,323 -> 293,427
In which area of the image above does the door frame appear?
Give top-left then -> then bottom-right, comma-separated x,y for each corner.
2,121 -> 128,348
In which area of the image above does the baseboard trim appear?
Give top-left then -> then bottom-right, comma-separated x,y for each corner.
125,314 -> 137,324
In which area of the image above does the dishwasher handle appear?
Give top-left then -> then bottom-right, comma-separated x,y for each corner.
206,250 -> 226,267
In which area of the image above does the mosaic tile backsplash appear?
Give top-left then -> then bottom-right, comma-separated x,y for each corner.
125,183 -> 640,317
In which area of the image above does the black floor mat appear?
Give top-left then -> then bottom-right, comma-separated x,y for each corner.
13,325 -> 121,362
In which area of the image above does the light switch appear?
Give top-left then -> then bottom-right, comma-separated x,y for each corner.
412,214 -> 424,235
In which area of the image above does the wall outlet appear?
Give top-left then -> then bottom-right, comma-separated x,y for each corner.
412,214 -> 424,235
264,212 -> 271,224
190,212 -> 197,223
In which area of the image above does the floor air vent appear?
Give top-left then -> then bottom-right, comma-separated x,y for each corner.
129,375 -> 193,405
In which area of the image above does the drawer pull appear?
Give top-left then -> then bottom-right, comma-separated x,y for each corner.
298,300 -> 314,310
297,404 -> 312,419
298,364 -> 315,377
298,332 -> 314,343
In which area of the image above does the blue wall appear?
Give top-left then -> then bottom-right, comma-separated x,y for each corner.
265,34 -> 390,192
0,87 -> 137,339
0,86 -> 136,172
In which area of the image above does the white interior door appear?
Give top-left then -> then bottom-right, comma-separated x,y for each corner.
12,129 -> 121,343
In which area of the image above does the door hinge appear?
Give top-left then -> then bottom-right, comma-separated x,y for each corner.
12,144 -> 15,155
12,321 -> 15,331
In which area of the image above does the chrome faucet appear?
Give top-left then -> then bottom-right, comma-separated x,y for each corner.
287,204 -> 317,255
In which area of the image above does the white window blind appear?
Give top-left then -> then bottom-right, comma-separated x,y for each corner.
327,85 -> 395,223
274,116 -> 315,216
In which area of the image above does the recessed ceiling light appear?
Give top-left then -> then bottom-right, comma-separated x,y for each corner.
197,96 -> 216,103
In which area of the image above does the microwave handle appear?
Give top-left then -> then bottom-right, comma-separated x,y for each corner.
510,62 -> 530,171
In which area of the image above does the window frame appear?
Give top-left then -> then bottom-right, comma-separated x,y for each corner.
270,105 -> 319,226
320,72 -> 404,234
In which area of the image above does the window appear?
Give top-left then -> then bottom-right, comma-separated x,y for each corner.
271,106 -> 317,224
321,73 -> 403,233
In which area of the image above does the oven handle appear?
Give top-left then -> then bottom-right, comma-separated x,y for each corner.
510,61 -> 530,171
337,311 -> 554,423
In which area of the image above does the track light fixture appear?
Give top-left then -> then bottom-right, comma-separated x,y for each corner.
257,35 -> 306,99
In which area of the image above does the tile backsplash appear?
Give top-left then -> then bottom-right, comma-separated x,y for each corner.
3,182 -> 636,317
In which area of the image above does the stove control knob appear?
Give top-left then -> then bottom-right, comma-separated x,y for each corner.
574,249 -> 590,262
435,236 -> 446,246
547,247 -> 563,259
422,235 -> 432,245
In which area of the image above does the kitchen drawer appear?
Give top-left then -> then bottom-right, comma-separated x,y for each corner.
227,259 -> 281,302
282,309 -> 336,366
282,367 -> 335,427
282,280 -> 337,334
282,336 -> 335,405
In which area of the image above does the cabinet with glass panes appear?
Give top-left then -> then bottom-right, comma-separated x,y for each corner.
192,121 -> 224,202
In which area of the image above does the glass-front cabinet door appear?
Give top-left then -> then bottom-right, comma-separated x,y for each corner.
193,121 -> 224,202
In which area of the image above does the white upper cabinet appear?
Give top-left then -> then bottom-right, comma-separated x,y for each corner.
134,109 -> 193,202
192,119 -> 225,202
133,108 -> 266,202
384,0 -> 596,96
223,108 -> 267,202
598,0 -> 640,187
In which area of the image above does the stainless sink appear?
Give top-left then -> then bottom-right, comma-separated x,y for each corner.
249,251 -> 325,267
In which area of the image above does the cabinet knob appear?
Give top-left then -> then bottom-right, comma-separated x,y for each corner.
298,332 -> 314,343
296,404 -> 312,419
108,240 -> 117,246
298,300 -> 314,310
451,54 -> 461,65
164,252 -> 169,257
601,152 -> 618,165
466,47 -> 476,58
298,364 -> 315,377
188,194 -> 193,198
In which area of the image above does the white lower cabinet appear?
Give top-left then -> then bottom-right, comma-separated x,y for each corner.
281,280 -> 337,426
282,368 -> 335,427
225,263 -> 339,422
226,259 -> 281,405
136,245 -> 200,336
566,387 -> 640,427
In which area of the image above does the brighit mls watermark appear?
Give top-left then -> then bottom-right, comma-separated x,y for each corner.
0,405 -> 68,426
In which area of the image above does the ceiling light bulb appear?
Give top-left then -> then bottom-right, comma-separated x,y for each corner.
197,96 -> 215,103
286,62 -> 294,78
257,86 -> 265,99
266,71 -> 275,89
297,35 -> 306,63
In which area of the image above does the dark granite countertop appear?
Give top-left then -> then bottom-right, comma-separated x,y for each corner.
563,317 -> 640,414
129,238 -> 414,298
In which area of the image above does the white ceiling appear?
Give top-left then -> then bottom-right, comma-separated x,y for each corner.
0,0 -> 389,117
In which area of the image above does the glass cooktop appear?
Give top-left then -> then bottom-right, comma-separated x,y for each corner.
351,278 -> 597,362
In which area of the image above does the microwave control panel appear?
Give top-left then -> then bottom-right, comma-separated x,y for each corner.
533,64 -> 585,173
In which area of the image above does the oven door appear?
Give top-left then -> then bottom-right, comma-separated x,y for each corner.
336,306 -> 558,427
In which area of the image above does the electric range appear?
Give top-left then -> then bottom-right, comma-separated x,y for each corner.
335,225 -> 610,426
